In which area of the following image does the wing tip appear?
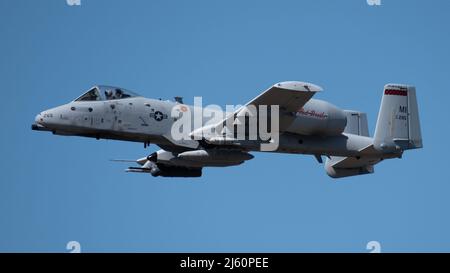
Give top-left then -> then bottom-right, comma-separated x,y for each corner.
274,81 -> 323,92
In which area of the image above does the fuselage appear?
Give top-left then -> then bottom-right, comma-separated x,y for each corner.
33,85 -> 384,158
32,82 -> 422,178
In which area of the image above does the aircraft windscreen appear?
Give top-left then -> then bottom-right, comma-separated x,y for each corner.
75,87 -> 101,101
74,86 -> 141,102
98,86 -> 141,101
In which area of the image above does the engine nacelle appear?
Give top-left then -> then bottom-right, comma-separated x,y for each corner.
287,99 -> 347,136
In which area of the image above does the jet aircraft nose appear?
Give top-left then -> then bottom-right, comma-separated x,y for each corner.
32,110 -> 55,132
32,112 -> 48,131
35,113 -> 43,125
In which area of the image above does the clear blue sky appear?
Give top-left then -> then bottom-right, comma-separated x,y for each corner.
1,0 -> 449,252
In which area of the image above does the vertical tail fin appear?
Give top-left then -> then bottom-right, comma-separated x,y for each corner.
343,110 -> 369,137
374,84 -> 423,152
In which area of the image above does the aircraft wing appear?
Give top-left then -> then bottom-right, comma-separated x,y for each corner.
191,81 -> 322,141
235,81 -> 321,131
246,81 -> 322,112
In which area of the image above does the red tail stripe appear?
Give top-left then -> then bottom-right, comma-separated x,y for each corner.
384,89 -> 407,96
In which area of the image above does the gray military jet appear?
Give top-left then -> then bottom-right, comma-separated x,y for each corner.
32,81 -> 422,178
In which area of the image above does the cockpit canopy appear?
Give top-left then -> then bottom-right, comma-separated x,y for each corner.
74,85 -> 141,102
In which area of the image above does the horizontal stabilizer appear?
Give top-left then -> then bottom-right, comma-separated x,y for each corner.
325,145 -> 381,178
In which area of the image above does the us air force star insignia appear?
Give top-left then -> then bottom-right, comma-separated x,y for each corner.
154,111 -> 164,121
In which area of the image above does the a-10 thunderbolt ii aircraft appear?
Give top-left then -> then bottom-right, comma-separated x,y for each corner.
32,81 -> 422,178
